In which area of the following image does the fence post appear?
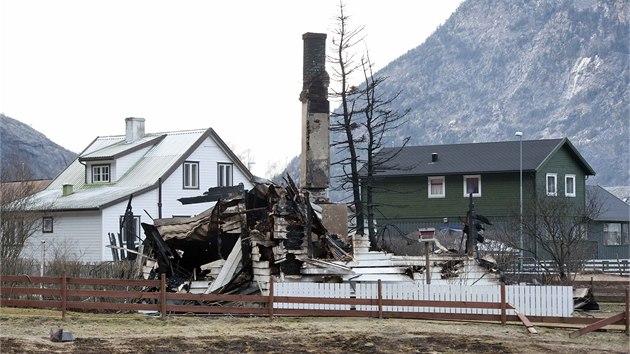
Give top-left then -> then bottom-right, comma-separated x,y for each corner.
268,276 -> 274,320
61,272 -> 67,320
377,279 -> 383,319
500,282 -> 506,325
160,273 -> 167,319
625,288 -> 629,336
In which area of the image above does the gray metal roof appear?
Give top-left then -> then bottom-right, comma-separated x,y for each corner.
79,134 -> 166,161
587,185 -> 630,222
368,138 -> 596,177
28,128 -> 255,211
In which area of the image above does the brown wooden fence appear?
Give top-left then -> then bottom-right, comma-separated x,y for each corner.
1,273 -> 627,336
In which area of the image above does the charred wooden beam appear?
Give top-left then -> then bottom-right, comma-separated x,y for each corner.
178,184 -> 245,205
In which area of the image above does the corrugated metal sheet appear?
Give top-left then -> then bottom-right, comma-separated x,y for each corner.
80,135 -> 164,160
28,129 -> 208,211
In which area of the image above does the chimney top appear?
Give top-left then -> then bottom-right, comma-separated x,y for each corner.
125,117 -> 145,143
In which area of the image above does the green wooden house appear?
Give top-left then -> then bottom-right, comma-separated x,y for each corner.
586,185 -> 630,260
361,138 -> 596,236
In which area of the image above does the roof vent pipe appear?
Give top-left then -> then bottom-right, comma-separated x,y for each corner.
62,184 -> 73,196
431,153 -> 438,162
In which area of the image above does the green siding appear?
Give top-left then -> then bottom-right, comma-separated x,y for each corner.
535,144 -> 587,208
370,172 -> 536,222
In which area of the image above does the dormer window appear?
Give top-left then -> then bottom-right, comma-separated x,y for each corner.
92,164 -> 111,183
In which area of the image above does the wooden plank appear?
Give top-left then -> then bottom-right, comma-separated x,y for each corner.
1,287 -> 61,296
65,289 -> 160,299
570,312 -> 625,337
347,267 -> 408,274
65,278 -> 160,287
0,299 -> 62,309
66,301 -> 160,312
515,309 -> 538,334
206,237 -> 242,293
253,268 -> 271,276
0,275 -> 62,284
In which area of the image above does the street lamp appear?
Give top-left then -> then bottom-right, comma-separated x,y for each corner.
515,131 -> 523,273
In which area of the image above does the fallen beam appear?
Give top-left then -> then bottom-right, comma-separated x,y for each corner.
514,309 -> 538,334
570,312 -> 625,338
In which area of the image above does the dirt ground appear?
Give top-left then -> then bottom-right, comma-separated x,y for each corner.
0,306 -> 628,354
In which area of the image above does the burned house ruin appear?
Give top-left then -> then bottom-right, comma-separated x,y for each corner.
131,32 -> 500,296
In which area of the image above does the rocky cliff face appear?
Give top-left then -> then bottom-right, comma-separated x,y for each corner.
378,0 -> 627,185
0,114 -> 76,181
324,0 -> 628,201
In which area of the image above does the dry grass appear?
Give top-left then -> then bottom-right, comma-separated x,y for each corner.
0,307 -> 628,353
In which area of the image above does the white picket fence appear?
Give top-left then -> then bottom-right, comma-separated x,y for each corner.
274,282 -> 573,317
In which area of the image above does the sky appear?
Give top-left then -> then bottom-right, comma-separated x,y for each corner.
1,0 -> 464,178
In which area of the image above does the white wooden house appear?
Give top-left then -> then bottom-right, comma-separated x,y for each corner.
23,118 -> 257,262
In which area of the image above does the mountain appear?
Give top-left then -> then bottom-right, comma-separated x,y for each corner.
324,0 -> 628,201
0,114 -> 77,181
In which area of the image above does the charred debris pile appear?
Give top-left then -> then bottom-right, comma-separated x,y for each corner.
136,177 -> 501,296
138,177 -> 352,295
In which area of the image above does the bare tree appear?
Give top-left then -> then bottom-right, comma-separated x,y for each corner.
492,194 -> 601,283
329,1 -> 366,237
357,53 -> 410,250
329,2 -> 410,249
0,155 -> 47,260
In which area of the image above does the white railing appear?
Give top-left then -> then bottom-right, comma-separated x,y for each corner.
519,259 -> 630,276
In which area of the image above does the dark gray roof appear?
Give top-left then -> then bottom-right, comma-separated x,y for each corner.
587,185 -> 630,222
369,138 -> 595,177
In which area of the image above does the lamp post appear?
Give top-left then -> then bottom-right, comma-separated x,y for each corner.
515,131 -> 523,273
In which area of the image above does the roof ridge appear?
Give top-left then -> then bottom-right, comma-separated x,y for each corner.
94,127 -> 208,140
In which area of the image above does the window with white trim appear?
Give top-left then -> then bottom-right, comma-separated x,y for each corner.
565,174 -> 576,197
428,176 -> 445,198
42,217 -> 53,233
603,223 -> 622,245
183,161 -> 199,189
92,164 -> 110,183
463,175 -> 481,197
218,163 -> 233,187
119,215 -> 141,249
546,173 -> 557,196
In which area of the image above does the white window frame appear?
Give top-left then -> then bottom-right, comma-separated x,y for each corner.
42,216 -> 53,233
565,174 -> 576,197
546,173 -> 557,196
92,164 -> 110,183
218,163 -> 233,187
463,175 -> 481,197
603,223 -> 622,245
428,176 -> 445,198
119,215 -> 142,248
183,161 -> 199,189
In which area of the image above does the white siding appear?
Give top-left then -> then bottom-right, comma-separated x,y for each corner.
101,191 -> 159,261
160,136 -> 254,218
23,211 -> 102,262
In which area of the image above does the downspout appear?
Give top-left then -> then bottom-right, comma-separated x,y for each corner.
158,178 -> 163,219
532,171 -> 538,260
79,160 -> 87,184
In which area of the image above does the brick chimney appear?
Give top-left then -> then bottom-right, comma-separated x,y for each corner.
125,117 -> 145,143
300,32 -> 330,200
